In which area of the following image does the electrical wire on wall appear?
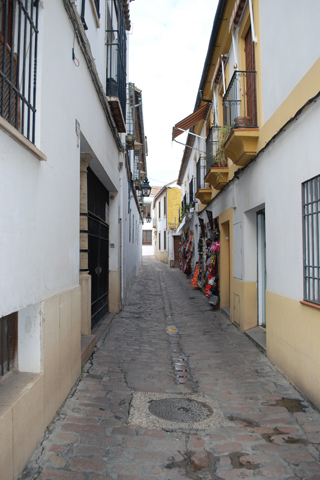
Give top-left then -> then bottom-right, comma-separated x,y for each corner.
72,32 -> 80,67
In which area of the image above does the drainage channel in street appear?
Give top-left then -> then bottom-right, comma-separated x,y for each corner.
166,325 -> 198,391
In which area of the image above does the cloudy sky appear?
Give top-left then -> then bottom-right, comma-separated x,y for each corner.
129,0 -> 218,186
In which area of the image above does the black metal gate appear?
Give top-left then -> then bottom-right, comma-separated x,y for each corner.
87,168 -> 109,330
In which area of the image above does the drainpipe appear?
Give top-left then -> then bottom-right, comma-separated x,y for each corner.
199,90 -> 212,104
231,26 -> 238,68
248,0 -> 258,43
221,55 -> 226,95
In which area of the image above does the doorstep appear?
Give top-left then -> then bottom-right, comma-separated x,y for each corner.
221,307 -> 230,320
81,312 -> 116,366
245,325 -> 266,353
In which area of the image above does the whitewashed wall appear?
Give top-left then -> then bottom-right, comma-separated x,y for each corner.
259,0 -> 320,123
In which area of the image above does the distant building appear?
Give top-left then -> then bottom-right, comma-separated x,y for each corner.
153,182 -> 181,264
142,187 -> 161,256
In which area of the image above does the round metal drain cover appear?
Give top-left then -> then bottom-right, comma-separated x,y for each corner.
148,397 -> 213,423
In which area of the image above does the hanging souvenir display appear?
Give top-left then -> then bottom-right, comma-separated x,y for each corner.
195,214 -> 221,310
179,229 -> 194,278
190,263 -> 199,288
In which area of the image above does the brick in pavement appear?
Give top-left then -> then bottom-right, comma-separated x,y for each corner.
20,257 -> 320,480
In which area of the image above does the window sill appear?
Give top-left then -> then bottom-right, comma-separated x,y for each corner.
0,371 -> 42,415
0,117 -> 46,161
300,300 -> 320,311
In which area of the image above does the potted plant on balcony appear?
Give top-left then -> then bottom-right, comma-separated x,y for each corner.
213,125 -> 232,167
206,125 -> 231,190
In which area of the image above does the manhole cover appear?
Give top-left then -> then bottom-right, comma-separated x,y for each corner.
148,398 -> 213,423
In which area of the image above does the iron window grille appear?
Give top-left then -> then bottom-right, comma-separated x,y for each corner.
223,70 -> 257,129
0,0 -> 39,143
302,175 -> 320,305
206,126 -> 220,173
106,0 -> 127,118
189,177 -> 194,205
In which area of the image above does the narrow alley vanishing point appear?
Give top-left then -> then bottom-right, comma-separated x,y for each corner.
23,258 -> 320,480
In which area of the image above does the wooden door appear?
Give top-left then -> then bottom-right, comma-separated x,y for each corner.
245,26 -> 257,126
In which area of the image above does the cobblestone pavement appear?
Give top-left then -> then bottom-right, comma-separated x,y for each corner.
22,257 -> 320,480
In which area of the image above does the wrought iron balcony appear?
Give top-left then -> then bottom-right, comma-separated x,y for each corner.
223,70 -> 257,128
222,71 -> 259,166
195,157 -> 211,205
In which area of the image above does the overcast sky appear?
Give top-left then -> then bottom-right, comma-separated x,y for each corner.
128,0 -> 218,186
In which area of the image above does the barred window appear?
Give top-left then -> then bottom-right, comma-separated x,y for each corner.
302,175 -> 320,305
0,0 -> 39,143
143,203 -> 151,219
0,312 -> 18,379
106,0 -> 127,117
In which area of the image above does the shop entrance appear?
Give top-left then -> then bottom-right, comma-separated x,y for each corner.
257,210 -> 266,326
173,236 -> 180,268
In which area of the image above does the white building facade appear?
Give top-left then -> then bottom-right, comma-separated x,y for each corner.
0,1 -> 145,478
174,0 -> 320,410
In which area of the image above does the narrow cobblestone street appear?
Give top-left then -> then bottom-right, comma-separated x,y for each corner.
22,257 -> 320,480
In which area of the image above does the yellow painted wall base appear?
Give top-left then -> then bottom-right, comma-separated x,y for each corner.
155,251 -> 168,264
109,270 -> 121,313
233,278 -> 257,331
219,208 -> 233,313
266,291 -> 320,410
0,286 -> 81,480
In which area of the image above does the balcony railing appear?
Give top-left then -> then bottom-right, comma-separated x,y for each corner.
189,177 -> 194,205
223,70 -> 257,128
106,1 -> 127,118
196,157 -> 207,190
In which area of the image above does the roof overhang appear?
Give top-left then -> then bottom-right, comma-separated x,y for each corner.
107,96 -> 126,133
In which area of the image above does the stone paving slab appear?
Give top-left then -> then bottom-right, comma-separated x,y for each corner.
20,258 -> 320,480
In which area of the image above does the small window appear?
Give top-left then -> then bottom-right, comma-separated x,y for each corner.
143,203 -> 151,219
159,232 -> 161,250
302,175 -> 320,304
0,312 -> 18,380
158,200 -> 161,219
142,230 -> 152,245
164,230 -> 166,250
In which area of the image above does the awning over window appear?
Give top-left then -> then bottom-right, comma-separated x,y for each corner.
229,0 -> 246,32
211,56 -> 222,89
172,103 -> 211,140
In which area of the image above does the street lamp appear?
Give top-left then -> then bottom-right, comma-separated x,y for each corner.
141,177 -> 151,197
146,212 -> 152,223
